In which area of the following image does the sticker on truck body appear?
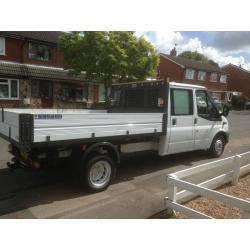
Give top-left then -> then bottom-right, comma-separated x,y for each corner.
34,114 -> 63,120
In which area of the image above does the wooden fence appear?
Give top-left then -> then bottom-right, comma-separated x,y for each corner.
165,152 -> 250,219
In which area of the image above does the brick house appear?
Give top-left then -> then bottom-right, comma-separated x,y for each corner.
158,53 -> 229,100
0,31 -> 105,109
222,64 -> 250,99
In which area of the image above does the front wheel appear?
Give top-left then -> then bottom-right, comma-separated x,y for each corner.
209,135 -> 225,158
80,154 -> 116,192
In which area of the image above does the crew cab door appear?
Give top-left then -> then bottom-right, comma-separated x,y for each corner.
194,89 -> 219,149
168,88 -> 195,154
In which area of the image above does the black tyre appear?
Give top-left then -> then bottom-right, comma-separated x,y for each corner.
209,135 -> 225,158
80,154 -> 116,192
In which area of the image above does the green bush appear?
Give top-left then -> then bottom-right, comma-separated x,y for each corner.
246,102 -> 250,110
222,101 -> 232,111
231,95 -> 248,110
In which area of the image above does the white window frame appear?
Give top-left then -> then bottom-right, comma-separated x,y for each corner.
185,68 -> 195,80
28,42 -> 52,61
220,74 -> 227,83
0,78 -> 19,100
210,72 -> 218,82
197,71 -> 206,81
0,37 -> 6,56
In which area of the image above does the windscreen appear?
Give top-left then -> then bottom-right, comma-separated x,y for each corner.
207,92 -> 223,113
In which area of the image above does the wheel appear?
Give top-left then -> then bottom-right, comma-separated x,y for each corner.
80,154 -> 116,192
209,135 -> 225,158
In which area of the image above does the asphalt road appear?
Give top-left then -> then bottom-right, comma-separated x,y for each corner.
0,111 -> 250,219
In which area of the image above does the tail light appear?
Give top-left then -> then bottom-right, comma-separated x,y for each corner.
32,161 -> 41,169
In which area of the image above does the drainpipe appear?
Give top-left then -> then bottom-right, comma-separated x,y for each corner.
20,38 -> 26,63
20,38 -> 30,108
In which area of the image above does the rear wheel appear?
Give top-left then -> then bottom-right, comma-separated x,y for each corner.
80,154 -> 116,192
209,135 -> 225,158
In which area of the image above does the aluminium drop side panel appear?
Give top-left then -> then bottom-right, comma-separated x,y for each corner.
33,113 -> 164,143
0,110 -> 20,143
0,109 -> 164,146
3,109 -> 106,114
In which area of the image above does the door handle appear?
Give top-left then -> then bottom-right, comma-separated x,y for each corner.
194,117 -> 198,124
172,118 -> 177,126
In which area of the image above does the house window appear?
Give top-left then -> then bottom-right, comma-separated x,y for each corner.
31,80 -> 40,97
220,74 -> 227,83
0,80 -> 8,98
31,80 -> 53,98
29,43 -> 52,61
61,84 -> 88,102
197,71 -> 206,81
210,72 -> 218,82
0,37 -> 5,55
10,80 -> 18,98
185,68 -> 195,80
0,79 -> 19,99
99,84 -> 105,102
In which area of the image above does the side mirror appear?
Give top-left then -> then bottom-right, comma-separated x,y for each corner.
222,105 -> 229,117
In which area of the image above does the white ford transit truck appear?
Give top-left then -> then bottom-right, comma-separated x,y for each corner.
0,80 -> 229,192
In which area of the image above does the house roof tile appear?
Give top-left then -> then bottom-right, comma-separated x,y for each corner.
161,53 -> 227,73
222,63 -> 250,75
0,31 -> 65,45
0,61 -> 87,82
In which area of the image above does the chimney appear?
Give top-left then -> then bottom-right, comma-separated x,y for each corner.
170,45 -> 177,56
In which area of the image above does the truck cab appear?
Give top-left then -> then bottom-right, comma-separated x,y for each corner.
159,82 -> 229,157
110,81 -> 229,157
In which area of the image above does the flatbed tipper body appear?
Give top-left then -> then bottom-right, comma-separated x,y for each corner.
0,109 -> 164,149
0,80 -> 229,192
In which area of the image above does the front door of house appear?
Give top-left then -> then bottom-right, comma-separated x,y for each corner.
40,81 -> 53,108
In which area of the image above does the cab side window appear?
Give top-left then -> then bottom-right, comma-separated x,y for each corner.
171,89 -> 193,115
196,90 -> 213,115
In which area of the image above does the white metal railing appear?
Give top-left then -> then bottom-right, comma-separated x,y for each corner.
165,151 -> 250,219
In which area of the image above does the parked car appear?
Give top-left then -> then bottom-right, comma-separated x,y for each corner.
246,101 -> 250,110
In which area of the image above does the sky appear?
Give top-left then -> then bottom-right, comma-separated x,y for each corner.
136,31 -> 250,70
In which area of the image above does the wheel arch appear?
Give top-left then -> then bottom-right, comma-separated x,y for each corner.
211,131 -> 229,147
82,142 -> 120,164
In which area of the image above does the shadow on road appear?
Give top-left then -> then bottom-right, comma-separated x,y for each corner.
115,150 -> 208,183
0,150 -> 210,217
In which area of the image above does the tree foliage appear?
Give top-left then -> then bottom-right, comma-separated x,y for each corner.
178,51 -> 219,67
59,32 -> 159,86
231,95 -> 247,110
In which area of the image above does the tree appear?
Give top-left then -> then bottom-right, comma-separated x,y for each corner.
231,95 -> 247,110
59,32 -> 159,103
178,51 -> 219,67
